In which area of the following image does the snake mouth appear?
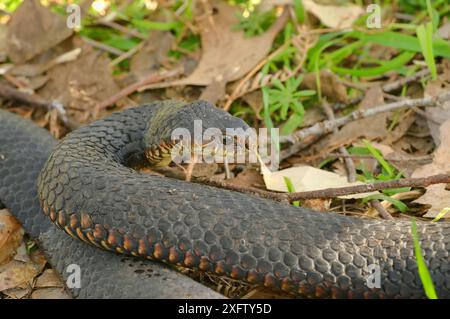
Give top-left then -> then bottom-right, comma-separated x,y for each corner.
145,135 -> 253,167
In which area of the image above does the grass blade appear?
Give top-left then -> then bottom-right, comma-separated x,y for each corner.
410,219 -> 438,299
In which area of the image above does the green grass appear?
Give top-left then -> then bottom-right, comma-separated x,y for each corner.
283,177 -> 300,206
411,219 -> 438,299
262,75 -> 316,136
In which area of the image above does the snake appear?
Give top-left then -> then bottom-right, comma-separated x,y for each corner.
1,100 -> 449,299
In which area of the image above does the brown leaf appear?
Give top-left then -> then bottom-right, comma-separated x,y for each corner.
31,287 -> 71,299
38,37 -> 122,126
130,31 -> 175,78
260,0 -> 363,28
35,269 -> 64,289
412,119 -> 450,218
155,1 -> 288,103
0,260 -> 43,292
224,168 -> 266,189
423,60 -> 450,144
6,0 -> 73,63
302,70 -> 348,103
0,209 -> 23,265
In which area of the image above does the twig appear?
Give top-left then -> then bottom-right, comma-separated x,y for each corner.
81,36 -> 125,56
382,68 -> 432,92
96,20 -> 147,40
286,173 -> 450,201
97,67 -> 183,109
110,41 -> 145,66
321,99 -> 356,183
280,90 -> 450,145
369,199 -> 394,220
0,84 -> 79,129
207,173 -> 450,204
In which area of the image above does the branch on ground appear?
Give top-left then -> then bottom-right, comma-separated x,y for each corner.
0,83 -> 79,129
280,91 -> 450,159
208,173 -> 450,205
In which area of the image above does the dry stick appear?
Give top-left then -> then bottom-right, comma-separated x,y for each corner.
321,99 -> 356,183
287,173 -> 450,201
0,84 -> 79,129
81,36 -> 125,56
281,90 -> 450,146
97,20 -> 147,40
97,67 -> 183,110
110,41 -> 145,66
382,68 -> 431,92
369,199 -> 394,220
207,173 -> 450,203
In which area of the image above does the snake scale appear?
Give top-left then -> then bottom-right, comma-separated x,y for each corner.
1,100 -> 449,299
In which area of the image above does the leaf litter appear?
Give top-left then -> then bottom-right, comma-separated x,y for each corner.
1,0 -> 450,299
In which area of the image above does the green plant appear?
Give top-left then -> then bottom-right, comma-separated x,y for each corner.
432,208 -> 450,222
411,219 -> 438,299
234,9 -> 276,37
283,177 -> 300,206
262,75 -> 316,135
416,22 -> 438,80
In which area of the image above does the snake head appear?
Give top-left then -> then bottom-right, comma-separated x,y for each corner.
144,100 -> 251,166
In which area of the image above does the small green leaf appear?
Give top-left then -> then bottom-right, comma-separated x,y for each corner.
411,219 -> 438,299
362,139 -> 395,178
432,208 -> 450,222
283,177 -> 300,206
363,194 -> 408,212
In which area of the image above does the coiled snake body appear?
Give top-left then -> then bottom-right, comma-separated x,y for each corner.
1,100 -> 449,298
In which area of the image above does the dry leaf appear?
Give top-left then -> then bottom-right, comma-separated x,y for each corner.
411,119 -> 450,218
0,209 -> 23,265
35,269 -> 64,289
263,165 -> 377,199
31,287 -> 71,299
423,60 -> 450,145
0,260 -> 43,291
224,168 -> 266,189
6,0 -> 73,63
143,0 -> 288,103
260,0 -> 363,28
38,37 -> 122,127
302,70 -> 348,103
130,31 -> 175,78
438,21 -> 450,40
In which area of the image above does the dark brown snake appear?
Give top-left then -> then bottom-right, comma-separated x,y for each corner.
1,100 -> 449,298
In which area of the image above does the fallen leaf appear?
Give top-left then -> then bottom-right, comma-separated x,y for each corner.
423,60 -> 450,145
130,31 -> 175,78
411,119 -> 450,218
438,20 -> 450,40
0,260 -> 43,291
38,37 -> 122,129
31,287 -> 71,299
0,25 -> 7,62
35,269 -> 64,288
2,287 -> 30,299
224,168 -> 266,189
0,209 -> 23,265
263,165 -> 377,199
5,0 -> 73,63
302,70 -> 348,103
260,0 -> 363,28
142,0 -> 288,103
